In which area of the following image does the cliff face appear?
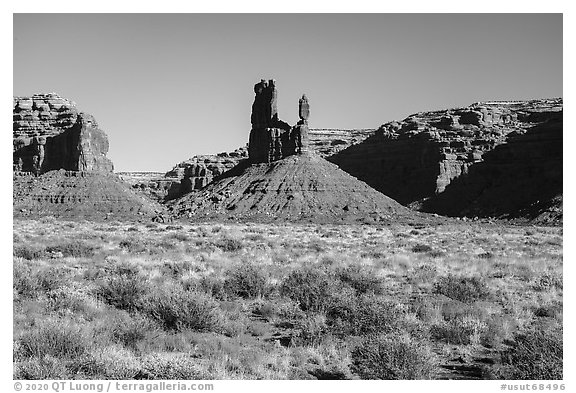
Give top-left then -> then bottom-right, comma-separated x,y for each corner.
13,93 -> 161,219
421,117 -> 562,222
13,94 -> 114,174
166,79 -> 428,224
138,80 -> 315,202
126,95 -> 562,223
329,98 -> 562,221
248,79 -> 310,163
139,127 -> 374,203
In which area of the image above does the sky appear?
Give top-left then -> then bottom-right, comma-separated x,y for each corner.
13,13 -> 562,172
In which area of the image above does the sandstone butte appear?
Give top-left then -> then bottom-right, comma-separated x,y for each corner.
13,93 -> 161,219
156,93 -> 562,224
166,80 -> 433,224
13,88 -> 562,224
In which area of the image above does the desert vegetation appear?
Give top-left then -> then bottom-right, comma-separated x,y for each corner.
13,218 -> 563,380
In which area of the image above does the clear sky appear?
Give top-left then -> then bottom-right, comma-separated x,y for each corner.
13,13 -> 562,172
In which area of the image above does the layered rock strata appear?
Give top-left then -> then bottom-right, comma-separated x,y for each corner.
142,127 -> 372,203
329,98 -> 562,221
14,170 -> 159,219
13,93 -> 161,219
166,79 -> 428,224
13,94 -> 114,174
167,153 -> 429,224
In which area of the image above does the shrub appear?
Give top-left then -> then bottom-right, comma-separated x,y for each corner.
96,273 -> 148,312
434,275 -> 491,303
480,314 -> 517,348
280,268 -> 340,312
439,299 -> 489,322
215,237 -> 244,252
162,260 -> 192,277
430,318 -> 487,345
140,354 -> 208,379
106,314 -> 156,351
13,262 -> 37,298
14,356 -> 70,380
328,294 -> 405,336
411,264 -> 438,284
45,240 -> 95,258
351,333 -> 436,379
36,266 -> 68,293
534,303 -> 563,319
17,320 -> 89,359
14,264 -> 69,298
336,266 -> 384,295
256,298 -> 306,322
166,232 -> 190,242
411,244 -> 433,253
141,285 -> 223,332
13,245 -> 45,260
46,286 -> 95,316
195,275 -> 228,300
497,325 -> 563,380
533,273 -> 563,291
224,264 -> 268,299
293,314 -> 329,346
119,239 -> 147,253
153,240 -> 178,251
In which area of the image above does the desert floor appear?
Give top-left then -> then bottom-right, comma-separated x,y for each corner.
13,217 -> 562,380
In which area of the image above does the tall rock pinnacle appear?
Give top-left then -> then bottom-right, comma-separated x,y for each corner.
248,79 -> 309,163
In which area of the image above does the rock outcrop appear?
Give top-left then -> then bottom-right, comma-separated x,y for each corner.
13,94 -> 114,174
166,79 -> 431,224
248,79 -> 309,163
420,116 -> 562,222
166,148 -> 249,194
13,93 -> 161,219
329,98 -> 562,222
128,127 -> 375,203
124,147 -> 249,202
308,128 -> 376,157
167,153 -> 428,224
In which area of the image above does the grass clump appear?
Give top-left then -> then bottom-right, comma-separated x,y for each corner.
434,275 -> 491,303
351,333 -> 436,379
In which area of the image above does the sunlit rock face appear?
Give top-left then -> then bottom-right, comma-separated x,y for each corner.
13,93 -> 113,174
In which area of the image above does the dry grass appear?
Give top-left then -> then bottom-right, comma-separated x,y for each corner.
13,218 -> 563,380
